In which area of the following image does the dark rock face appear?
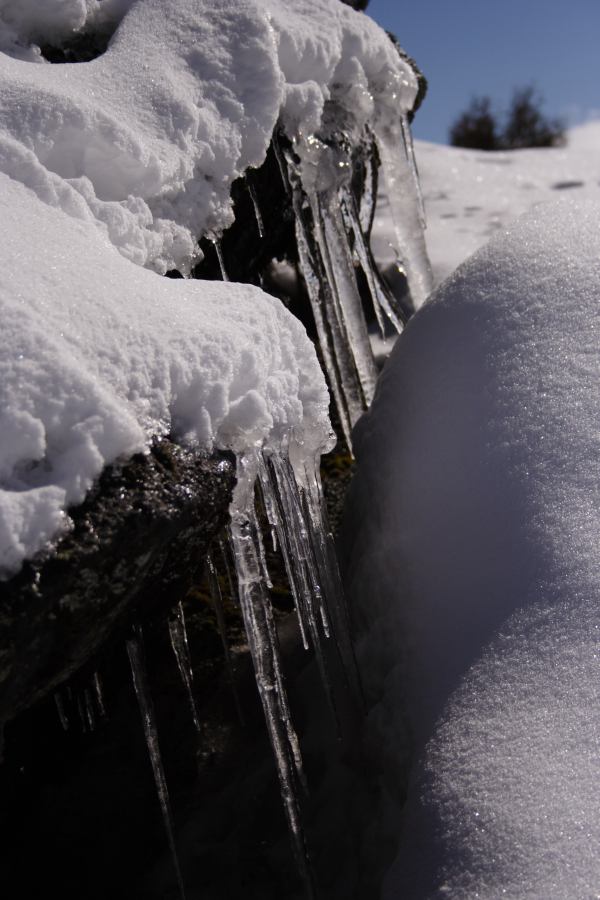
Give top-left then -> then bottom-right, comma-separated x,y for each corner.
0,440 -> 235,725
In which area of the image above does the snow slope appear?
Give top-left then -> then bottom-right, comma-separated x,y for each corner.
372,121 -> 600,286
345,196 -> 600,897
0,0 -> 419,576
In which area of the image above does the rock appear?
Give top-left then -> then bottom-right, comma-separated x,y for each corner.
0,440 -> 235,725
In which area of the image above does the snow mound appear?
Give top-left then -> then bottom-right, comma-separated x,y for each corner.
0,0 -> 417,273
344,196 -> 600,897
0,174 -> 330,577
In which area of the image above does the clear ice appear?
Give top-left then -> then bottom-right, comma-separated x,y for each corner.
206,552 -> 245,724
247,179 -> 265,239
211,238 -> 229,282
372,112 -> 433,309
127,625 -> 186,900
275,102 -> 431,449
54,692 -> 69,731
225,439 -> 364,896
228,450 -> 315,898
168,603 -> 202,734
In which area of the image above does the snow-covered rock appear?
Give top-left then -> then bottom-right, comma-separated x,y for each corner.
0,0 -> 418,273
0,0 -> 422,577
0,172 -> 332,576
344,196 -> 600,897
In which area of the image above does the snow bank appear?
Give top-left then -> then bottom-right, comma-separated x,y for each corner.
344,197 -> 600,896
0,173 -> 330,576
401,123 -> 600,285
0,0 -> 418,273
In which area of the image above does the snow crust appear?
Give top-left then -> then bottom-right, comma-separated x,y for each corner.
0,174 -> 330,576
0,0 -> 417,273
344,196 -> 600,896
372,121 -> 600,287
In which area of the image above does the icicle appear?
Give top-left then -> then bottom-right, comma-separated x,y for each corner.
211,238 -> 229,282
275,136 -> 361,450
357,135 -> 378,237
340,185 -> 405,337
228,451 -> 314,898
400,115 -> 427,228
77,694 -> 88,732
259,450 -> 341,731
247,180 -> 265,238
373,113 -> 433,309
168,603 -> 202,734
127,626 -> 186,900
92,671 -> 107,720
84,688 -> 96,731
54,692 -> 69,731
205,553 -> 245,725
300,455 -> 364,707
312,190 -> 378,407
218,537 -> 238,605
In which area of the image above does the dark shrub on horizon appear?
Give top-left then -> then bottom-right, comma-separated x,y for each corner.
450,86 -> 565,150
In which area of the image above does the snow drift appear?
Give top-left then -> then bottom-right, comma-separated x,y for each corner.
344,196 -> 600,897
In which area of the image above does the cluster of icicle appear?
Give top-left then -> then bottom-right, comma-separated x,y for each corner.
56,443 -> 359,900
227,444 -> 361,898
209,102 -> 433,451
278,102 -> 433,449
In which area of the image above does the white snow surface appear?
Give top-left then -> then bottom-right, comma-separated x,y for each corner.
372,121 -> 600,288
0,0 -> 417,273
344,196 -> 600,897
0,0 -> 417,575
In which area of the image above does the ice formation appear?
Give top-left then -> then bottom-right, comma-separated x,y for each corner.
127,624 -> 186,900
343,197 -> 600,897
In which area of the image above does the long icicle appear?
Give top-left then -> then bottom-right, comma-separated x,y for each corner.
168,603 -> 202,734
275,136 -> 360,450
54,692 -> 69,731
373,113 -> 433,309
247,180 -> 265,238
263,450 -> 341,731
311,190 -> 378,408
206,552 -> 245,725
228,451 -> 314,898
340,185 -> 405,337
92,671 -> 107,720
127,625 -> 186,900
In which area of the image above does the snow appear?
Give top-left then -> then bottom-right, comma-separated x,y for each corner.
0,173 -> 330,576
0,0 -> 418,576
372,121 -> 600,287
0,0 -> 418,273
344,195 -> 600,896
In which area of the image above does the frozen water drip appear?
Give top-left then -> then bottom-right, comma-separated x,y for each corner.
127,625 -> 186,900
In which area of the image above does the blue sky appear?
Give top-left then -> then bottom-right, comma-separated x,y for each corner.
367,0 -> 600,144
